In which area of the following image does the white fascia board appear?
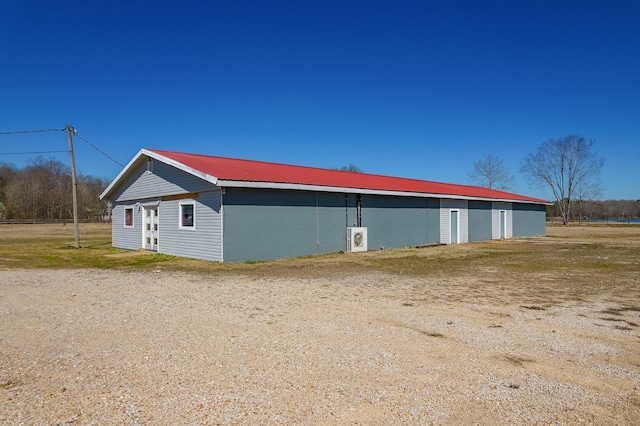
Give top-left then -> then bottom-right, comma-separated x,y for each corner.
100,148 -> 219,200
216,180 -> 549,205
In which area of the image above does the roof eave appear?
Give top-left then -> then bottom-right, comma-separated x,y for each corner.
146,149 -> 219,186
100,148 -> 220,200
216,180 -> 550,204
100,149 -> 147,200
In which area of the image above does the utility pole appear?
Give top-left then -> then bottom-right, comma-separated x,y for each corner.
66,124 -> 81,248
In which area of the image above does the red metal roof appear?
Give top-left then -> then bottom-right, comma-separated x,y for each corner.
148,149 -> 547,203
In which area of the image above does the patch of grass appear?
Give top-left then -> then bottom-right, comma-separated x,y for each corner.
0,223 -> 180,270
1,224 -> 639,310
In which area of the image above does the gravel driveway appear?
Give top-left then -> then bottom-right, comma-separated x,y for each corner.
1,268 -> 639,424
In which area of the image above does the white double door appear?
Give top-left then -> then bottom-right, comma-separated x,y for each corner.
143,206 -> 159,251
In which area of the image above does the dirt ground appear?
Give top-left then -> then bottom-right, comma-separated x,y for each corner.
1,226 -> 639,424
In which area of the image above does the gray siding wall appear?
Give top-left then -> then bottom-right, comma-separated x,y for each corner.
512,203 -> 546,237
468,200 -> 493,242
158,190 -> 223,261
112,202 -> 144,250
361,195 -> 440,249
223,188 -> 441,262
111,159 -> 215,202
223,188 -> 348,262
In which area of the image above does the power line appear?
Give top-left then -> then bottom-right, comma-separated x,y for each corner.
0,128 -> 65,135
0,128 -> 67,156
0,126 -> 125,168
74,132 -> 125,167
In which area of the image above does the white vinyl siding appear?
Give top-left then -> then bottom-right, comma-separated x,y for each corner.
108,159 -> 222,260
111,160 -> 215,203
112,203 -> 143,250
492,202 -> 513,239
158,190 -> 223,261
440,199 -> 468,244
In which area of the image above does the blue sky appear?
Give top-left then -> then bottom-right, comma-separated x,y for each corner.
1,0 -> 638,200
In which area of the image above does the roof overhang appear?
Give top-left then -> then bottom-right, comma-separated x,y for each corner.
217,180 -> 551,205
100,149 -> 220,200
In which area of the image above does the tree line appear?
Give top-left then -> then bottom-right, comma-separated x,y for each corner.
468,135 -> 635,225
548,199 -> 640,223
0,158 -> 110,221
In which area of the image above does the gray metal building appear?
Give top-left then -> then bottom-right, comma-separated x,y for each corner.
100,149 -> 548,262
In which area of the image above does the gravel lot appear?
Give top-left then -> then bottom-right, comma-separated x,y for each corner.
1,265 -> 639,424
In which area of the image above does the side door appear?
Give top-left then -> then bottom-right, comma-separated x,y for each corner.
450,209 -> 459,244
143,206 -> 159,251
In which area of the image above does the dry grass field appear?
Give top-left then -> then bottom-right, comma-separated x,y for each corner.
0,223 -> 639,424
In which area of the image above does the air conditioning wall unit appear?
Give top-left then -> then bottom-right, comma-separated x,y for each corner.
347,227 -> 368,252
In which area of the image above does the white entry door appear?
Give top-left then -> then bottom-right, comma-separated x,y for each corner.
144,207 -> 158,251
499,210 -> 506,239
450,210 -> 459,244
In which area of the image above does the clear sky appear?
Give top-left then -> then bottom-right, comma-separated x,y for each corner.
1,0 -> 638,201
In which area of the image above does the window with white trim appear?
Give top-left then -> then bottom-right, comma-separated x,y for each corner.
179,202 -> 195,228
124,207 -> 134,227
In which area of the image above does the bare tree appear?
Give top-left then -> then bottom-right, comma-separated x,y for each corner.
78,175 -> 111,219
338,164 -> 363,173
520,135 -> 604,225
468,155 -> 514,191
0,163 -> 17,205
0,158 -> 109,221
608,199 -> 640,222
575,178 -> 602,225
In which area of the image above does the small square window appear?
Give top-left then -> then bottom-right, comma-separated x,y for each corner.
180,203 -> 195,228
124,207 -> 134,227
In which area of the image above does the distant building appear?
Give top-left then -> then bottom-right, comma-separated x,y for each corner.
100,149 -> 548,262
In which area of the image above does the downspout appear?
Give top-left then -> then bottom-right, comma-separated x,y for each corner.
345,194 -> 349,251
345,194 -> 348,229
